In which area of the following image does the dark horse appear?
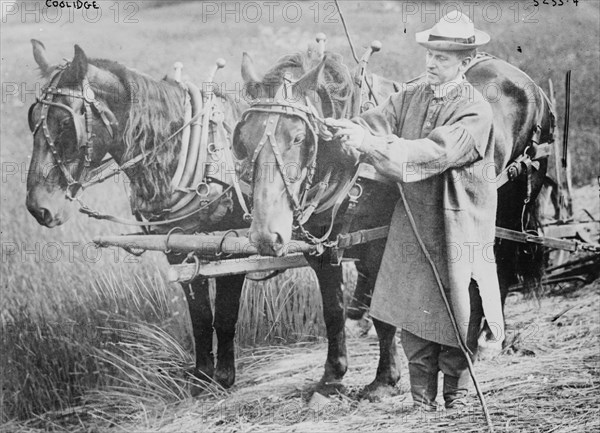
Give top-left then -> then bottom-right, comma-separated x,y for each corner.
26,41 -> 249,389
234,49 -> 554,395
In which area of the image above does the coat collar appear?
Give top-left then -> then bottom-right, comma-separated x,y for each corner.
429,74 -> 465,101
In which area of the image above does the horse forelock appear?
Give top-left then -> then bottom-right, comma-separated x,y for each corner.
261,51 -> 353,118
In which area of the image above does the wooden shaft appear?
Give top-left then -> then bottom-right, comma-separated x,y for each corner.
167,254 -> 309,281
93,234 -> 318,255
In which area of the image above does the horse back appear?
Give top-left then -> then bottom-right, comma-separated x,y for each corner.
465,56 -> 555,176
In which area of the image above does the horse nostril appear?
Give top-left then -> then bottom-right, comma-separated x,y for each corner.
28,206 -> 51,226
41,208 -> 53,225
269,232 -> 285,255
274,232 -> 284,247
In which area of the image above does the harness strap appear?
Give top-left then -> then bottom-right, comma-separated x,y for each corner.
297,168 -> 333,225
336,225 -> 390,249
296,163 -> 364,245
330,177 -> 363,264
217,120 -> 252,220
77,185 -> 232,227
196,85 -> 214,188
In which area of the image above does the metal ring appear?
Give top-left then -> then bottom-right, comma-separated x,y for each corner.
191,254 -> 201,281
348,183 -> 363,201
65,182 -> 83,201
181,253 -> 201,283
216,229 -> 240,258
208,142 -> 222,160
195,182 -> 211,197
164,226 -> 185,254
207,142 -> 220,154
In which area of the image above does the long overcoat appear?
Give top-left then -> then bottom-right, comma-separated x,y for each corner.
354,77 -> 505,348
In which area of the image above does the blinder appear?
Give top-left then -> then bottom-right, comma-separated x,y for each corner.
231,120 -> 248,160
27,102 -> 37,132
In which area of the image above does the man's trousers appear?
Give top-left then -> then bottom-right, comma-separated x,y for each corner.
400,279 -> 485,408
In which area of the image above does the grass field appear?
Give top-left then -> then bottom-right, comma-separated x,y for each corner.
1,0 -> 599,430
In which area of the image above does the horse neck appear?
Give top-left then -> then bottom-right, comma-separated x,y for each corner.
91,63 -> 190,212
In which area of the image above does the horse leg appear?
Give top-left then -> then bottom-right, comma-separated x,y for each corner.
213,273 -> 245,388
308,254 -> 347,395
354,241 -> 400,398
167,255 -> 215,383
346,270 -> 374,320
360,318 -> 400,399
346,233 -> 387,321
477,241 -> 514,360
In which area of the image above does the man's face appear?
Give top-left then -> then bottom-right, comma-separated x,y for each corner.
425,49 -> 466,85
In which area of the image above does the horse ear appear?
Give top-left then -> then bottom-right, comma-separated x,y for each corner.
241,52 -> 262,84
31,39 -> 51,75
293,57 -> 326,96
62,44 -> 88,86
241,52 -> 263,100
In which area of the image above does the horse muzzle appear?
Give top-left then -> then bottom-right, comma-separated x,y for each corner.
26,189 -> 70,228
248,228 -> 287,257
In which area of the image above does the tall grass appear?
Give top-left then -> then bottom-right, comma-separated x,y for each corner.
237,269 -> 325,346
0,265 -> 188,423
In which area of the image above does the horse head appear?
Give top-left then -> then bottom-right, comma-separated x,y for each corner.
26,40 -> 122,227
235,51 -> 355,255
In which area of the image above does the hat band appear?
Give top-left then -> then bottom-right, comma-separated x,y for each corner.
428,34 -> 475,44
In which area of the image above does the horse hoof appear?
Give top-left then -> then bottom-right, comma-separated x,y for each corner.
359,380 -> 401,402
315,379 -> 346,397
214,368 -> 235,389
186,368 -> 215,397
476,332 -> 503,361
186,366 -> 213,382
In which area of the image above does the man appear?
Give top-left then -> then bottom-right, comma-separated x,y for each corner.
326,11 -> 504,411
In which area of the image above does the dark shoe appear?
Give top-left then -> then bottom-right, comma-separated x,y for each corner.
444,398 -> 474,412
414,401 -> 439,412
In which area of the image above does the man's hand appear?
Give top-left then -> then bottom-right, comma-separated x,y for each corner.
324,118 -> 367,151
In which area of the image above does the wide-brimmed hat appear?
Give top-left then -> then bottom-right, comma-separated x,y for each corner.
415,11 -> 490,51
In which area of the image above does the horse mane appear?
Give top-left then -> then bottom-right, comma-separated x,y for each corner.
90,58 -> 186,212
261,51 -> 354,118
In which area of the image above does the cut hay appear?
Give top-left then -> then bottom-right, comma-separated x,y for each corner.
112,280 -> 599,433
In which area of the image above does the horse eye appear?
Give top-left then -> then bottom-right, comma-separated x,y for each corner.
293,134 -> 305,145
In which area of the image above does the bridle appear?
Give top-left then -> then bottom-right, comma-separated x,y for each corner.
28,63 -> 117,200
239,76 -> 330,233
